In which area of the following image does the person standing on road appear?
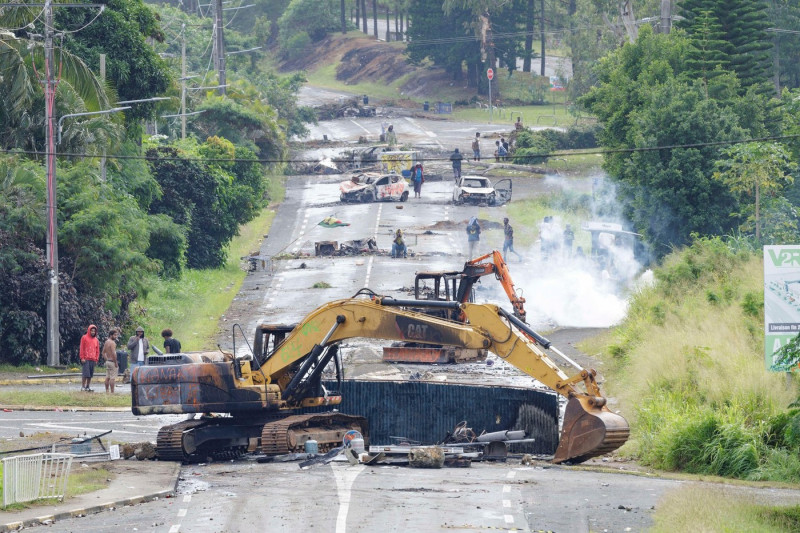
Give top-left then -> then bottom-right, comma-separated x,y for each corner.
466,217 -> 481,259
471,133 -> 481,161
162,328 -> 182,354
79,324 -> 100,392
502,218 -> 523,262
386,124 -> 397,148
102,328 -> 119,393
450,148 -> 463,179
412,163 -> 424,198
563,224 -> 575,258
127,326 -> 150,373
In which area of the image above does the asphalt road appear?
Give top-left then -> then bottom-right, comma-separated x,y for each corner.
14,112 -> 799,533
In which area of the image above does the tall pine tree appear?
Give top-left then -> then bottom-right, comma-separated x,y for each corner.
677,0 -> 772,95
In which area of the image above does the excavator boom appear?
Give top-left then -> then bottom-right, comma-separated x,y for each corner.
133,296 -> 629,463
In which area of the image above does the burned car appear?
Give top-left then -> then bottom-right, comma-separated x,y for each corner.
340,173 -> 410,203
453,176 -> 512,206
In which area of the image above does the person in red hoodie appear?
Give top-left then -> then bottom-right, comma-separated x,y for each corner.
79,324 -> 100,392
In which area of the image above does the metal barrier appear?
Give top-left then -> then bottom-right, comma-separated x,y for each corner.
2,453 -> 73,507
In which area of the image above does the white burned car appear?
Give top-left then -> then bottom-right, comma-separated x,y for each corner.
340,172 -> 410,203
453,176 -> 512,206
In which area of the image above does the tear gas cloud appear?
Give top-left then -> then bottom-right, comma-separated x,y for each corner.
476,173 -> 652,330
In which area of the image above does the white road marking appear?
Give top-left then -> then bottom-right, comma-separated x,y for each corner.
183,495 -> 191,503
503,499 -> 511,508
177,508 -> 187,517
365,256 -> 375,288
168,525 -> 180,533
349,119 -> 371,134
506,471 -> 516,479
332,464 -> 365,533
504,515 -> 514,524
403,117 -> 444,148
33,423 -> 148,436
502,485 -> 511,493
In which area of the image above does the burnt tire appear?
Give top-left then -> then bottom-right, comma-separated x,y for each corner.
510,404 -> 560,455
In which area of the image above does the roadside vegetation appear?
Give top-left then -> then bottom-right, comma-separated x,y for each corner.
134,204 -> 278,352
652,485 -> 800,533
0,390 -> 130,408
601,236 -> 800,482
0,463 -> 111,511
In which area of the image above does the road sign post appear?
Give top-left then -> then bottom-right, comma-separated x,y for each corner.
487,68 -> 494,123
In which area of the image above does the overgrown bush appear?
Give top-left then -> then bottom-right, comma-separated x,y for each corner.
606,235 -> 800,482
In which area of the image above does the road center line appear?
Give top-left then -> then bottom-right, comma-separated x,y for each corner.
177,508 -> 187,517
332,464 -> 365,533
349,119 -> 371,134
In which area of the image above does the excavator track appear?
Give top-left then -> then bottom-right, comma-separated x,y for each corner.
156,419 -> 207,462
261,413 -> 368,455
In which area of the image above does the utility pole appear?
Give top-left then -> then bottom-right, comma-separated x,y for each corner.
540,0 -> 545,76
99,54 -> 106,181
2,1 -> 104,366
214,0 -> 226,94
44,0 -> 59,367
660,0 -> 672,34
181,24 -> 187,139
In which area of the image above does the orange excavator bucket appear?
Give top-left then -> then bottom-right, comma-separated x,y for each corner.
553,397 -> 630,464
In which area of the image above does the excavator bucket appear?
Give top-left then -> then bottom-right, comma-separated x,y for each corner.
552,397 -> 630,464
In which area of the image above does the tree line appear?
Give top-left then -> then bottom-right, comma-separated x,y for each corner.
0,0 -> 314,364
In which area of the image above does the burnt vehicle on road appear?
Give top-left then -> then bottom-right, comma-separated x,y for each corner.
453,176 -> 512,206
340,173 -> 410,203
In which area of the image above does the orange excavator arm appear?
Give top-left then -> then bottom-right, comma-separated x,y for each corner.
458,250 -> 527,322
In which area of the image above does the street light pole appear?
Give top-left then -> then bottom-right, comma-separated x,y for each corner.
45,106 -> 130,367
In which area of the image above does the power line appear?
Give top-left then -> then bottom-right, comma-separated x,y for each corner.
3,133 -> 799,166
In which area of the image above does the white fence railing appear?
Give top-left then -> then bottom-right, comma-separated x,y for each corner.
2,453 -> 73,507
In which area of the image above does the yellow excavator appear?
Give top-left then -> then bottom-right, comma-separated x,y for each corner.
132,295 -> 629,463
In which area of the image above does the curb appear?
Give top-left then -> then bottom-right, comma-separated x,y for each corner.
0,463 -> 181,532
0,405 -> 130,412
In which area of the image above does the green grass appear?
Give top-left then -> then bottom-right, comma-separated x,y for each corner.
502,194 -> 593,249
304,62 -> 417,103
1,464 -> 111,510
131,204 -> 278,352
601,237 -> 800,480
311,281 -> 332,289
452,102 -> 581,127
652,485 -> 800,533
0,390 -> 131,408
0,364 -> 67,376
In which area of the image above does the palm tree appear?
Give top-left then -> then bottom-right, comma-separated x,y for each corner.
0,22 -> 114,154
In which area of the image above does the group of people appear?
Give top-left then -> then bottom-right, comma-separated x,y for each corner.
539,216 -> 575,260
78,326 -> 182,393
450,133 -> 513,179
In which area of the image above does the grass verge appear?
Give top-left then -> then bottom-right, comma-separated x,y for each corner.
0,390 -> 130,408
0,463 -> 111,511
652,485 -> 800,533
132,203 -> 278,351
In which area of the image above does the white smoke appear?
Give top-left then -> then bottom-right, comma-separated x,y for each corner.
472,173 -> 650,330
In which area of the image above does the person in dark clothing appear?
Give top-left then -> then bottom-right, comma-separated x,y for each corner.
466,216 -> 481,259
563,224 -> 575,257
502,217 -> 523,261
450,148 -> 463,179
162,328 -> 182,354
79,324 -> 100,392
